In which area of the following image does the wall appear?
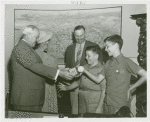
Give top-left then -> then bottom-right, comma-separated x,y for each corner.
5,4 -> 146,116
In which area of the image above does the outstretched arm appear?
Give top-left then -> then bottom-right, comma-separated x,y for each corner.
84,69 -> 105,84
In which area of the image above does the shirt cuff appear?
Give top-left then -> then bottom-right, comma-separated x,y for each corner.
55,69 -> 60,81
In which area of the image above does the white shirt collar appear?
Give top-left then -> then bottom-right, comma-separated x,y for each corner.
76,41 -> 85,48
22,39 -> 28,43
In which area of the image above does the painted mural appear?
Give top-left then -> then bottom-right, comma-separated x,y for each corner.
15,7 -> 121,64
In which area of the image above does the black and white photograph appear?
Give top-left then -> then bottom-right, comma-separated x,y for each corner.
1,0 -> 149,120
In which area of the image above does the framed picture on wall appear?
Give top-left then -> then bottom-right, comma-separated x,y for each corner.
14,6 -> 122,65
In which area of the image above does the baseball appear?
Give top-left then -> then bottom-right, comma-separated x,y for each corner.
78,66 -> 84,73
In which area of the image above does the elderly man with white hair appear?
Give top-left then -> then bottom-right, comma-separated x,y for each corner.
10,25 -> 73,112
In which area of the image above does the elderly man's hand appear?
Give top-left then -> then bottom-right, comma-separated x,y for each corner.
63,68 -> 70,71
59,69 -> 74,80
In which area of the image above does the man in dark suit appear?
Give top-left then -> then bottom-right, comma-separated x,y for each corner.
65,25 -> 98,114
10,25 -> 73,112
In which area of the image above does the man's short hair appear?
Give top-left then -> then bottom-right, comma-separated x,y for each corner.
23,25 -> 39,35
74,25 -> 85,32
86,45 -> 103,64
104,34 -> 123,50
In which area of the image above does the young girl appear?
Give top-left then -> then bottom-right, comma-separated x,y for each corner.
58,45 -> 106,114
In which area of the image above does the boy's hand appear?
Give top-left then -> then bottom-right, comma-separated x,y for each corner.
69,68 -> 78,76
78,66 -> 84,73
73,66 -> 84,78
69,66 -> 84,77
58,83 -> 68,91
127,89 -> 132,101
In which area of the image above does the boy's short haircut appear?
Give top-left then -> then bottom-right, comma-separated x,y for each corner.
104,34 -> 123,50
86,45 -> 103,64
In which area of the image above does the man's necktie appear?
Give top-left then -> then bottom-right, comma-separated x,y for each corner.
75,44 -> 82,66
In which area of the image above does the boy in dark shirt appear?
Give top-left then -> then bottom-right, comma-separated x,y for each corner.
102,34 -> 147,114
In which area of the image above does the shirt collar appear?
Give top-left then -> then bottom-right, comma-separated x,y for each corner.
21,39 -> 30,46
22,39 -> 28,43
113,53 -> 123,63
76,41 -> 86,47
